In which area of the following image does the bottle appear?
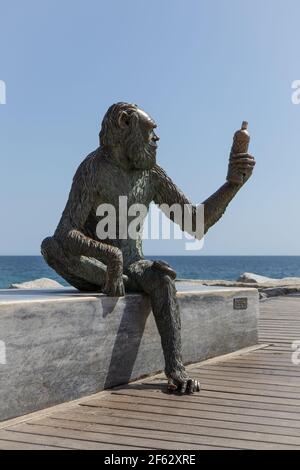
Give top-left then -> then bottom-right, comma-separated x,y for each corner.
230,121 -> 250,184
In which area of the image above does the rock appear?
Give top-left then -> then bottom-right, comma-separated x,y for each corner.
237,272 -> 277,283
237,272 -> 300,287
178,277 -> 300,300
259,291 -> 268,300
260,287 -> 300,298
9,278 -> 64,289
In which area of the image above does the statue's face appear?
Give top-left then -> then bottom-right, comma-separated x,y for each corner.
124,108 -> 160,170
136,109 -> 159,153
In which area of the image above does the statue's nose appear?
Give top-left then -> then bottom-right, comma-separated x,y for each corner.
153,132 -> 160,142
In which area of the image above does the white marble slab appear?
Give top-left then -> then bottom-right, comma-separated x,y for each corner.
0,283 -> 259,421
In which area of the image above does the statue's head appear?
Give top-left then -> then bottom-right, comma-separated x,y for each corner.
99,102 -> 159,170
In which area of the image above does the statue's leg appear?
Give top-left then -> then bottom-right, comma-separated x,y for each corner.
41,236 -> 107,291
125,259 -> 200,393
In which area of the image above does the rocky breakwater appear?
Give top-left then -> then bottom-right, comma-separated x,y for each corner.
178,272 -> 300,299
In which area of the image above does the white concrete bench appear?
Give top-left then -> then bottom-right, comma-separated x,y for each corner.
0,282 -> 259,421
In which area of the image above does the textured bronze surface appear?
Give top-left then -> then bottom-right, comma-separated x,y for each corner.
41,103 -> 255,394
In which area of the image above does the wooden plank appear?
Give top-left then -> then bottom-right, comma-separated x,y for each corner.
265,346 -> 294,352
0,430 -> 72,450
264,342 -> 296,345
120,379 -> 300,406
197,363 -> 300,376
193,383 -> 300,399
0,427 -> 136,450
187,371 -> 300,389
7,423 -> 220,450
234,353 -> 294,361
0,429 -> 140,450
188,376 -> 300,394
259,320 -> 300,326
218,358 -> 299,367
0,439 -> 68,450
45,412 -> 300,447
216,361 -> 297,371
258,338 -> 297,343
204,360 -> 297,370
244,358 -> 296,365
0,391 -> 112,431
81,399 -> 300,429
87,393 -> 300,420
111,389 -> 300,413
27,417 -> 245,450
260,322 -> 300,325
255,344 -> 292,357
143,380 -> 300,400
26,416 -> 300,450
71,403 -> 300,438
195,364 -> 299,376
208,360 -> 297,369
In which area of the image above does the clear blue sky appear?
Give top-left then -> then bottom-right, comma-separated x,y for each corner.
0,0 -> 299,255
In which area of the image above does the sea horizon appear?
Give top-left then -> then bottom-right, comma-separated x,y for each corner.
0,255 -> 300,289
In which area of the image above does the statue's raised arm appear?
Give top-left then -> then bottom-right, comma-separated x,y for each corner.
152,127 -> 255,237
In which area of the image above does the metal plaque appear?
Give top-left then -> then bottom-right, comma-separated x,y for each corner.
233,297 -> 248,310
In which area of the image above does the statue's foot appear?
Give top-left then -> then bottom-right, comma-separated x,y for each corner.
167,372 -> 201,394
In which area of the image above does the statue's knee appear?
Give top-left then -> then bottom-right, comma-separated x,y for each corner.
41,236 -> 53,258
41,236 -> 63,263
151,271 -> 176,293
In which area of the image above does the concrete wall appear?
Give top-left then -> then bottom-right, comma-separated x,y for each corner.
0,283 -> 259,421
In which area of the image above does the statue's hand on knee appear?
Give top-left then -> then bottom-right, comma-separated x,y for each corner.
152,260 -> 177,279
167,371 -> 201,394
103,250 -> 125,297
103,274 -> 125,297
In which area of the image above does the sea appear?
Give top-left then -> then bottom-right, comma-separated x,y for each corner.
0,256 -> 300,289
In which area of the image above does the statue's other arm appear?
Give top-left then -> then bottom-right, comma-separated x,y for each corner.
54,153 -> 124,296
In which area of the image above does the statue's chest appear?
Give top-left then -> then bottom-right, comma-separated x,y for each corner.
97,171 -> 153,208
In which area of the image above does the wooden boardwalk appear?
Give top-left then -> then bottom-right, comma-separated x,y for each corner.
1,295 -> 300,450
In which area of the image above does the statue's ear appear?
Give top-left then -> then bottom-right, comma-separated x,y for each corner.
118,111 -> 130,129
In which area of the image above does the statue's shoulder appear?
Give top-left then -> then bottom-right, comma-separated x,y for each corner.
73,148 -> 104,182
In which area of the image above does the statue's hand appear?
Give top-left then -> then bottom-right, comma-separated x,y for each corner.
103,249 -> 125,297
152,260 -> 177,279
167,370 -> 201,394
103,273 -> 125,297
226,153 -> 256,186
